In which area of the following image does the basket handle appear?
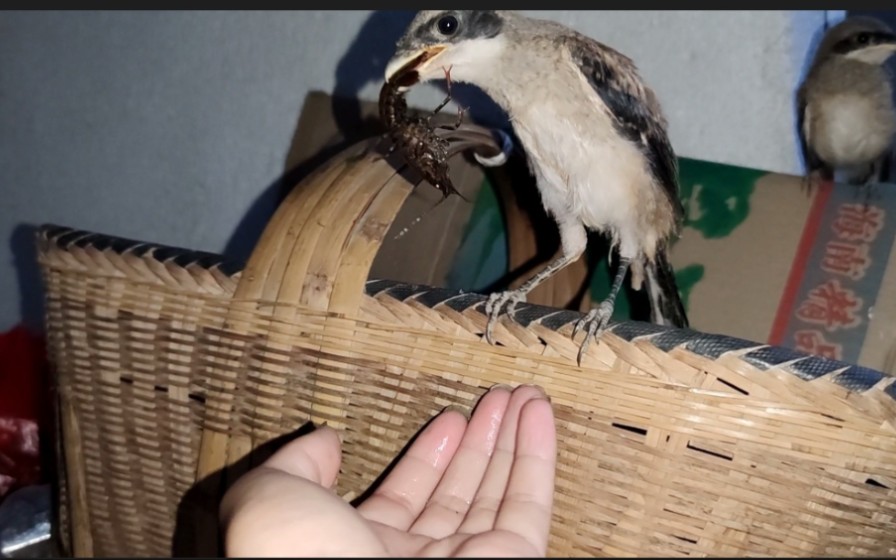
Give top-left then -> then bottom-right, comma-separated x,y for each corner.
193,123 -> 510,541
234,124 -> 507,321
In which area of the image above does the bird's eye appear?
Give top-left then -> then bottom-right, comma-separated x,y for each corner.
437,15 -> 459,36
857,32 -> 870,44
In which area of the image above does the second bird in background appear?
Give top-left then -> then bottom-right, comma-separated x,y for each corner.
798,16 -> 896,188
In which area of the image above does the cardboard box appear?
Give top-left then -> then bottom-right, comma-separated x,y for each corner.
670,163 -> 896,374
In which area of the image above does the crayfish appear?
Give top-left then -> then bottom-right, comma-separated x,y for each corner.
378,62 -> 466,200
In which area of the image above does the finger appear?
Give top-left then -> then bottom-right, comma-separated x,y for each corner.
356,408 -> 468,531
263,425 -> 342,488
494,397 -> 557,556
408,385 -> 513,539
457,385 -> 546,535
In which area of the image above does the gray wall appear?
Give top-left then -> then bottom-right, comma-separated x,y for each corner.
1,10 -> 838,330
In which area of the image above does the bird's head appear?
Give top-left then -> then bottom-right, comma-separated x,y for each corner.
823,16 -> 896,65
384,10 -> 508,89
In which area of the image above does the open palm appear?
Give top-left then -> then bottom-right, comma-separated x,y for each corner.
221,384 -> 557,557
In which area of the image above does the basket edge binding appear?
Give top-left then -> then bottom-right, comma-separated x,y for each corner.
34,223 -> 896,412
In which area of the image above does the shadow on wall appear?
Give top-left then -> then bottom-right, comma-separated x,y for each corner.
790,12 -> 831,178
9,223 -> 46,333
331,10 -> 418,136
331,10 -> 510,134
222,10 -> 420,265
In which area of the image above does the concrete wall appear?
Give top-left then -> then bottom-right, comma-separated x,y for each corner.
0,10 -> 837,330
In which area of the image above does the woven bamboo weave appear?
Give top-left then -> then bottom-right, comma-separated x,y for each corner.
37,134 -> 896,558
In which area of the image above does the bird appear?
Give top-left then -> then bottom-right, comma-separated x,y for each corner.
797,16 -> 896,189
384,10 -> 689,364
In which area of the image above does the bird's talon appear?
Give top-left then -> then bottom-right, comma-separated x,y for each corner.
483,290 -> 526,344
573,303 -> 613,364
576,332 -> 592,365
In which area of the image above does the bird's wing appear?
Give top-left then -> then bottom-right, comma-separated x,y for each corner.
795,86 -> 825,174
562,35 -> 684,227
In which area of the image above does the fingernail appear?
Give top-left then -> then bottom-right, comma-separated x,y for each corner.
442,403 -> 469,418
523,383 -> 551,402
488,383 -> 513,393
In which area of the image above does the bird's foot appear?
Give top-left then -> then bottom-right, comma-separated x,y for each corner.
572,300 -> 615,365
483,289 -> 526,344
855,181 -> 880,209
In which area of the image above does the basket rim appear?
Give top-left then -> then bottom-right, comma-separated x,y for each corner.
36,222 -> 896,410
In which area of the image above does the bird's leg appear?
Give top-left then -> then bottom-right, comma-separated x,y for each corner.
484,220 -> 587,344
573,256 -> 632,364
851,160 -> 885,209
854,161 -> 876,186
865,153 -> 892,187
801,166 -> 829,196
484,252 -> 580,344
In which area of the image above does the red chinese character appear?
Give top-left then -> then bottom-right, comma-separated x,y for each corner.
820,240 -> 871,280
792,329 -> 843,360
795,279 -> 863,331
831,203 -> 885,243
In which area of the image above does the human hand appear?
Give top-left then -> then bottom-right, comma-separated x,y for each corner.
220,384 -> 557,557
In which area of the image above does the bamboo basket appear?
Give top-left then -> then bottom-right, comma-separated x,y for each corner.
37,128 -> 896,558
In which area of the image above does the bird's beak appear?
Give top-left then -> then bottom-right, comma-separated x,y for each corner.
384,45 -> 448,86
849,32 -> 896,64
876,32 -> 896,52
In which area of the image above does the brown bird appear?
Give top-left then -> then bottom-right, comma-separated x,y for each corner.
385,10 -> 689,362
798,16 -> 896,187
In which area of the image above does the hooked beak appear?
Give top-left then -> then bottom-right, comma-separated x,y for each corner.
848,32 -> 896,64
384,45 -> 448,87
876,32 -> 896,51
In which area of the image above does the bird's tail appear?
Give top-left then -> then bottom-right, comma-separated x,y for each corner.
644,249 -> 689,329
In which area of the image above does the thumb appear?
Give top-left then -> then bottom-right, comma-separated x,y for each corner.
263,425 -> 342,488
220,425 -> 389,557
